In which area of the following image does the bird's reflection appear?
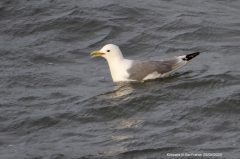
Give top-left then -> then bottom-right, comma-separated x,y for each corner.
107,83 -> 135,103
99,118 -> 143,156
92,80 -> 166,156
103,79 -> 169,106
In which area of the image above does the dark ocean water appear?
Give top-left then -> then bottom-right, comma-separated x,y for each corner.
1,0 -> 240,159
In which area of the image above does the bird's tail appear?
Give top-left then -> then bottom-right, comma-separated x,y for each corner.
183,52 -> 200,61
160,52 -> 200,77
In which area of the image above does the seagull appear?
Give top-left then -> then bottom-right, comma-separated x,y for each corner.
91,44 -> 200,82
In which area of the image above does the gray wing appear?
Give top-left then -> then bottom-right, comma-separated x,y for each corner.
127,52 -> 200,81
127,56 -> 186,80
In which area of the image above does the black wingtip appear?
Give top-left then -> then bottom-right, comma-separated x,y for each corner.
183,52 -> 200,61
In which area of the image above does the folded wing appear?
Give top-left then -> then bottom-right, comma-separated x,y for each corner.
127,52 -> 200,81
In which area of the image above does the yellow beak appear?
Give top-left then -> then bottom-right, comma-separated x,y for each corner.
90,50 -> 104,58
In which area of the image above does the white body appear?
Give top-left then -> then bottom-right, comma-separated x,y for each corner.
107,58 -> 134,82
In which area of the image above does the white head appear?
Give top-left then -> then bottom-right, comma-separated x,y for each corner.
91,44 -> 124,61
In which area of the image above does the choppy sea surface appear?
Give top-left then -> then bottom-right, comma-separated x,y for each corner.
1,0 -> 240,158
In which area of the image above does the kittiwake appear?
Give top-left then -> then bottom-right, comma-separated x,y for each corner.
91,44 -> 200,82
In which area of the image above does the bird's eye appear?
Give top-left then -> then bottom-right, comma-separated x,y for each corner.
107,50 -> 110,52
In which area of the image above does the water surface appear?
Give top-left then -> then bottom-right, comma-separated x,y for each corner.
1,0 -> 240,158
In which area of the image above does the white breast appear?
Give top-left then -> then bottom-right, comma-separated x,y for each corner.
107,59 -> 134,82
